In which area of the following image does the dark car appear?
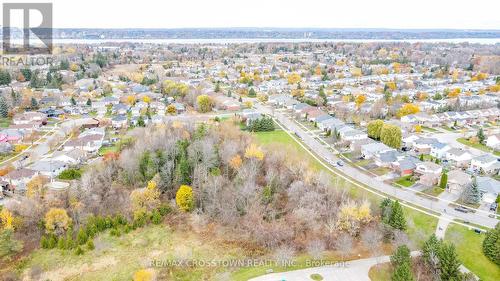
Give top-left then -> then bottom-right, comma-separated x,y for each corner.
455,206 -> 469,213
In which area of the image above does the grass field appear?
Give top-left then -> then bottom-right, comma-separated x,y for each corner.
16,225 -> 248,281
445,224 -> 500,281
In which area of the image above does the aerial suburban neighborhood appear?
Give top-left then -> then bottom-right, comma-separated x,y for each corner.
0,2 -> 499,280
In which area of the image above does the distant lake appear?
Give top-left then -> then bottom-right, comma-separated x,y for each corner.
6,38 -> 500,45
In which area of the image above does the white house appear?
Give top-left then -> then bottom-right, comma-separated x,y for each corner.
486,134 -> 500,149
470,154 -> 499,174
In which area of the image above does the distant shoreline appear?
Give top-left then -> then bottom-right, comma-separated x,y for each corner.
4,38 -> 500,45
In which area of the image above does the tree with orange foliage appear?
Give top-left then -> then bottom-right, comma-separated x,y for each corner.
355,95 -> 367,109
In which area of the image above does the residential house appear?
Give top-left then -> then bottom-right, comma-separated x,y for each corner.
430,142 -> 451,159
476,177 -> 500,204
470,154 -> 499,174
486,134 -> 500,149
361,142 -> 393,159
415,161 -> 443,186
2,168 -> 38,191
445,148 -> 473,168
446,169 -> 471,195
30,160 -> 68,177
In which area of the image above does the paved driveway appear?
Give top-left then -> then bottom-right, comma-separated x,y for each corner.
249,253 -> 419,281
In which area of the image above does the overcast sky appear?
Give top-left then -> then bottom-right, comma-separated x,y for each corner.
2,0 -> 500,29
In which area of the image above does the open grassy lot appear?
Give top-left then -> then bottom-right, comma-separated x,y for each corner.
15,224 -> 249,281
445,224 -> 500,281
457,138 -> 500,156
421,186 -> 445,197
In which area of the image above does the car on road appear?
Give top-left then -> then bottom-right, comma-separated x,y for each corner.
490,203 -> 498,212
337,161 -> 344,166
455,206 -> 470,213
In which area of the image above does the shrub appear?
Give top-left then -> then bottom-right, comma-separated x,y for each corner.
74,246 -> 84,255
57,168 -> 82,180
86,240 -> 95,251
77,229 -> 88,245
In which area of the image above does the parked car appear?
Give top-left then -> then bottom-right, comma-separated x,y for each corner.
337,161 -> 344,167
490,203 -> 498,212
455,206 -> 470,213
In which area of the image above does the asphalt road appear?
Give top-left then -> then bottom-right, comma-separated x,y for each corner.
254,103 -> 498,229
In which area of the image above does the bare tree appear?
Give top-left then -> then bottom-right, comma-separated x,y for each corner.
306,239 -> 326,260
335,233 -> 353,262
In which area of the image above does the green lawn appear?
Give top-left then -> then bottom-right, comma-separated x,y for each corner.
422,186 -> 445,197
368,263 -> 392,281
422,126 -> 439,133
254,130 -> 323,171
395,175 -> 415,187
457,138 -> 500,156
371,167 -> 391,176
0,117 -> 11,128
445,224 -> 500,281
405,207 -> 438,248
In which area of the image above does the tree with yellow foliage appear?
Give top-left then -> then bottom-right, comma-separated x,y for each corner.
244,144 -> 264,161
397,103 -> 420,118
291,88 -> 305,98
175,185 -> 194,212
0,208 -> 14,230
350,67 -> 362,77
45,208 -> 72,235
414,124 -> 422,133
385,81 -> 397,92
355,94 -> 366,109
133,269 -> 153,281
166,104 -> 177,115
229,154 -> 243,170
131,72 -> 144,83
126,95 -> 136,106
447,88 -> 461,98
130,180 -> 161,213
142,96 -> 151,104
70,63 -> 79,72
196,95 -> 213,113
26,175 -> 48,200
336,199 -> 372,235
287,73 -> 302,85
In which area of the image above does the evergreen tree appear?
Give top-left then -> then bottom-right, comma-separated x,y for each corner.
483,222 -> 500,265
21,68 -> 32,81
391,245 -> 414,281
248,88 -> 256,97
438,243 -> 461,281
422,234 -> 442,273
392,261 -> 415,281
419,154 -> 424,161
77,229 -> 88,245
477,128 -> 485,144
0,70 -> 11,85
439,173 -> 448,189
0,97 -> 9,118
137,115 -> 145,127
71,96 -> 76,106
30,97 -> 38,109
214,81 -> 221,93
380,198 -> 393,223
389,200 -> 406,231
86,98 -> 92,106
462,177 -> 481,204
